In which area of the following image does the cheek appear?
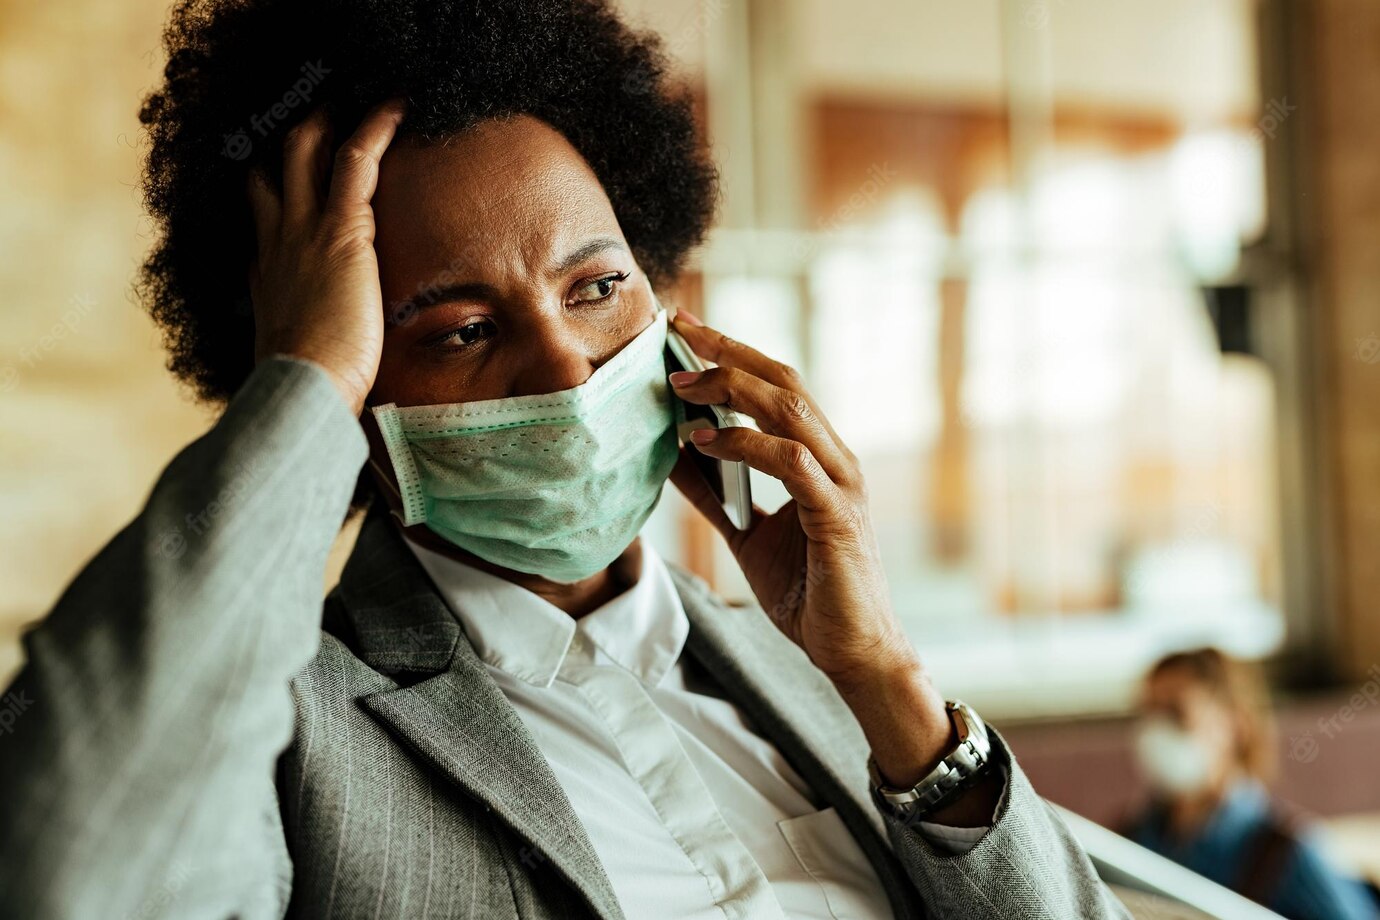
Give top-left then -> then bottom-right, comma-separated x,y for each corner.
370,334 -> 488,407
602,276 -> 658,340
368,335 -> 415,405
1195,708 -> 1240,765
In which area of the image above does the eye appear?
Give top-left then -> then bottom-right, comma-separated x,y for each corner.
430,319 -> 496,349
571,272 -> 630,305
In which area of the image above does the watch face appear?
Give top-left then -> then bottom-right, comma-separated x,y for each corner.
951,701 -> 992,756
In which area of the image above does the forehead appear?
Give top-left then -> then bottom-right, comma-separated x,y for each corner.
372,115 -> 620,277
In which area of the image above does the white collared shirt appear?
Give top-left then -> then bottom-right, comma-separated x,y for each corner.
404,535 -> 980,919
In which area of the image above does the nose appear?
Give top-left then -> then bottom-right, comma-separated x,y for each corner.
508,313 -> 598,397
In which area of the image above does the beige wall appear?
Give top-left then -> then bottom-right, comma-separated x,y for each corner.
0,1 -> 212,683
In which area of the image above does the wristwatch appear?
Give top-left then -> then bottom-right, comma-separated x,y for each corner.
867,699 -> 993,823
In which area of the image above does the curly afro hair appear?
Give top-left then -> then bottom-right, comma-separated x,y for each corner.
137,0 -> 719,405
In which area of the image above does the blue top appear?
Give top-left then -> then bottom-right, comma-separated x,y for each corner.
1128,782 -> 1378,920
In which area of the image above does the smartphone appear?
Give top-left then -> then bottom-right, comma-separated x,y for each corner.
661,304 -> 754,530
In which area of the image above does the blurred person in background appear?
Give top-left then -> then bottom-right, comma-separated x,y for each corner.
1127,648 -> 1378,919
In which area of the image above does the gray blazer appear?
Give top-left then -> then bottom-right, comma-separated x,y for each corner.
0,358 -> 1131,919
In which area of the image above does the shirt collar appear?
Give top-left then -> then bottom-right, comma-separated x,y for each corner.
402,536 -> 689,689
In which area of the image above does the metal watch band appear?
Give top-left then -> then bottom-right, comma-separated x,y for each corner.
867,699 -> 993,822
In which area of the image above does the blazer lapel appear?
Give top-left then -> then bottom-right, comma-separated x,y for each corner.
334,503 -> 922,920
665,563 -> 927,920
333,505 -> 625,920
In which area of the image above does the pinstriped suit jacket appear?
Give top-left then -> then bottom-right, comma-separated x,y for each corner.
0,358 -> 1131,919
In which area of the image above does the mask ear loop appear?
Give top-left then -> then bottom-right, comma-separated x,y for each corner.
370,404 -> 428,526
366,456 -> 412,527
652,292 -> 687,428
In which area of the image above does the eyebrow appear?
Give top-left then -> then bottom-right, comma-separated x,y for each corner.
550,237 -> 629,277
404,237 -> 630,312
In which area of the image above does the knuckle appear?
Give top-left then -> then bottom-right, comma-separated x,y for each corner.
774,360 -> 804,388
324,226 -> 374,257
700,366 -> 728,386
283,121 -> 312,150
782,441 -> 816,478
334,143 -> 373,172
780,391 -> 813,424
709,367 -> 738,406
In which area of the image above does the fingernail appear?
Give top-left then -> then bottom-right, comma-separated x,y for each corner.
690,427 -> 718,445
673,309 -> 704,327
668,371 -> 701,387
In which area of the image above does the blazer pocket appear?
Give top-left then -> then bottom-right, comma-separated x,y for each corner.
777,807 -> 891,920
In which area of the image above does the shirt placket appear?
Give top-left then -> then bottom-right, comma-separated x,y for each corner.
560,630 -> 788,920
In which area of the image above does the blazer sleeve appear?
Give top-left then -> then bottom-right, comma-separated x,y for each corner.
882,729 -> 1134,919
0,357 -> 368,920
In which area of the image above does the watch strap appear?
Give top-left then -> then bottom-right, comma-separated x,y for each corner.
868,699 -> 993,822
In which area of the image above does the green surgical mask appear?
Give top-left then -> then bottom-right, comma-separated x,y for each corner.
371,310 -> 679,584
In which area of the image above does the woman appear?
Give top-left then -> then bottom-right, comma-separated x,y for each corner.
1128,648 -> 1377,919
0,1 -> 1126,918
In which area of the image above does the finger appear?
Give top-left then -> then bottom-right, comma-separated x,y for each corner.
245,168 -> 282,258
689,427 -> 848,522
670,366 -> 857,489
672,313 -> 855,463
282,107 -> 329,225
324,98 -> 407,221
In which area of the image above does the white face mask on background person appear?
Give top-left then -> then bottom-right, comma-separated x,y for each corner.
370,309 -> 679,584
1134,717 -> 1215,796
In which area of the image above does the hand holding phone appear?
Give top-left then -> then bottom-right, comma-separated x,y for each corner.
661,303 -> 754,530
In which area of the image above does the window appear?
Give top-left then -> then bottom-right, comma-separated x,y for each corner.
634,0 -> 1283,717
